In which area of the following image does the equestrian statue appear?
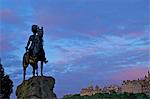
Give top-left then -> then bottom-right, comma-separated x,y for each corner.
23,25 -> 48,80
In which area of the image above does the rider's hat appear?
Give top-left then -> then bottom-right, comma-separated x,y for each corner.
32,25 -> 38,33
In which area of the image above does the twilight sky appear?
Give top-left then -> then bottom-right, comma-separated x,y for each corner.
0,0 -> 150,98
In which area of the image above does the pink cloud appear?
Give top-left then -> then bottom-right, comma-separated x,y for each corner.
111,67 -> 149,81
137,48 -> 150,52
35,9 -> 72,29
0,9 -> 23,25
127,31 -> 145,37
86,28 -> 108,36
0,33 -> 17,52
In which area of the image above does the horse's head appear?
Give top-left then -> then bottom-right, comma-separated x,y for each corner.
38,27 -> 43,38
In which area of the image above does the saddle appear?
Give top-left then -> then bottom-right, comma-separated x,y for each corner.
26,51 -> 37,64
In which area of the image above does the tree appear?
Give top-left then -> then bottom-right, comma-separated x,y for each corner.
0,61 -> 13,99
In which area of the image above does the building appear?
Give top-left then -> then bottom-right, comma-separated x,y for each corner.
80,85 -> 102,96
80,71 -> 150,96
121,80 -> 142,93
103,85 -> 121,93
141,71 -> 150,96
121,71 -> 150,96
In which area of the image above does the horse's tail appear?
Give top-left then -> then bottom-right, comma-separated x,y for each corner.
23,52 -> 29,80
23,52 -> 28,68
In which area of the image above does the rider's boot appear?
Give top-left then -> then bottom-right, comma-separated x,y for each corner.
44,60 -> 48,64
44,57 -> 48,64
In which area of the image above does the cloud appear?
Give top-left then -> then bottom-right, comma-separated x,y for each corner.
0,9 -> 23,26
0,34 -> 17,54
111,67 -> 149,81
47,34 -> 149,64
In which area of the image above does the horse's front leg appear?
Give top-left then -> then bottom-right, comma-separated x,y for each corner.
23,67 -> 26,81
41,61 -> 43,76
35,62 -> 38,76
36,66 -> 38,76
32,64 -> 35,76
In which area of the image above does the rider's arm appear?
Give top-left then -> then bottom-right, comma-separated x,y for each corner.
26,35 -> 32,49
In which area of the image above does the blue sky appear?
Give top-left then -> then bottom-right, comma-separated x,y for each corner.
0,0 -> 150,98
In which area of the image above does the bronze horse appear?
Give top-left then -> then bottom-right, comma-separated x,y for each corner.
23,27 -> 45,80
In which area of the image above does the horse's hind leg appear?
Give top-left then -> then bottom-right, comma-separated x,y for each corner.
36,69 -> 38,76
23,67 -> 26,80
32,63 -> 38,76
36,63 -> 38,76
41,61 -> 43,76
32,65 -> 35,76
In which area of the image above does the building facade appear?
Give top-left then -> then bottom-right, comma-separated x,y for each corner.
121,80 -> 142,93
103,85 -> 121,93
80,71 -> 150,96
121,71 -> 150,96
80,85 -> 102,96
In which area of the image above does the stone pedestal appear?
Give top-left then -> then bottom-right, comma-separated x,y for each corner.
16,76 -> 57,99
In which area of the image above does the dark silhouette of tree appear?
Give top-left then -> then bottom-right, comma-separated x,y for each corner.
0,60 -> 13,99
